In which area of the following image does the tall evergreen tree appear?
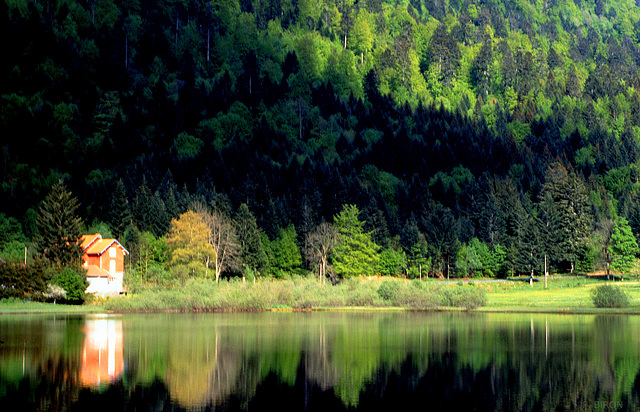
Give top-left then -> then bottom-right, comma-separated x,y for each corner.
422,202 -> 460,278
608,217 -> 639,274
134,177 -> 153,233
35,180 -> 84,267
540,163 -> 593,273
108,179 -> 131,240
235,203 -> 268,273
332,204 -> 380,278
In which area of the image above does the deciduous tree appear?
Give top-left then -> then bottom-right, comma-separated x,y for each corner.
194,203 -> 239,282
167,210 -> 215,280
305,222 -> 338,282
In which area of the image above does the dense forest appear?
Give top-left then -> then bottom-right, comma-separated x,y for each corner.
3,0 -> 640,283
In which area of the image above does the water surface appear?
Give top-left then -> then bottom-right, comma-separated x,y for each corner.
1,311 -> 639,411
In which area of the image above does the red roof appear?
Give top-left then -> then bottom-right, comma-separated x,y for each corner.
86,265 -> 112,278
81,234 -> 102,250
81,234 -> 129,256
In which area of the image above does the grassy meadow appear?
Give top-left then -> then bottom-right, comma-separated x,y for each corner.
1,276 -> 640,314
477,276 -> 640,313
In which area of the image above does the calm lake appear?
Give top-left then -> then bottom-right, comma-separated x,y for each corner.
1,311 -> 640,411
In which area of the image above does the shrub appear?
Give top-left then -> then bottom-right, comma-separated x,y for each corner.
441,284 -> 486,310
0,260 -> 49,300
50,266 -> 88,304
591,285 -> 630,308
43,284 -> 66,303
377,280 -> 440,309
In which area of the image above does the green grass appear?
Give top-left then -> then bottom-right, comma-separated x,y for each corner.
0,298 -> 104,314
101,277 -> 485,312
4,276 -> 640,314
477,276 -> 640,313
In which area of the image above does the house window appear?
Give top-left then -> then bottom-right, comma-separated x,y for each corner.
109,247 -> 116,258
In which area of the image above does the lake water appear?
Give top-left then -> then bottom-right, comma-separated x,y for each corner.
1,311 -> 639,411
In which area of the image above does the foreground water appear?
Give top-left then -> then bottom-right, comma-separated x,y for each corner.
1,311 -> 640,411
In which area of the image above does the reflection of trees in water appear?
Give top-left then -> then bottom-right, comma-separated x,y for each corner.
15,315 -> 640,410
0,316 -> 86,411
163,328 -> 245,408
121,313 -> 640,410
10,313 -> 639,410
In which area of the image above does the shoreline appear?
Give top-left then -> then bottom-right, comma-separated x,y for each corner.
3,304 -> 640,316
2,275 -> 638,315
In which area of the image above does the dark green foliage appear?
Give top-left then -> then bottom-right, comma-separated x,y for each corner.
235,204 -> 268,272
49,266 -> 88,304
35,180 -> 84,267
0,213 -> 26,246
3,0 -> 640,283
0,260 -> 49,300
107,179 -> 131,240
540,163 -> 593,273
591,285 -> 630,308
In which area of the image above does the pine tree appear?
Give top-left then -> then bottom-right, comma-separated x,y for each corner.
134,177 -> 153,232
540,163 -> 593,273
423,202 -> 460,278
108,179 -> 131,240
272,224 -> 302,274
235,203 -> 268,273
35,180 -> 84,267
332,204 -> 380,278
608,217 -> 639,274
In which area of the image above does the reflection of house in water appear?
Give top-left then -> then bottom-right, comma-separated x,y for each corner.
80,316 -> 124,387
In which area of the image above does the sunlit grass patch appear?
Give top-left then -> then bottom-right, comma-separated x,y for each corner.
0,298 -> 103,313
485,276 -> 640,309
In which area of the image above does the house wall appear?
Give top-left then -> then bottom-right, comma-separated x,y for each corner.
94,246 -> 126,274
86,274 -> 124,296
86,255 -> 101,268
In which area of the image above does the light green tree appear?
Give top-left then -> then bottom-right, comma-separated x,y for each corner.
271,224 -> 302,275
351,9 -> 372,65
332,204 -> 380,278
608,217 -> 639,273
379,246 -> 406,276
167,211 -> 215,281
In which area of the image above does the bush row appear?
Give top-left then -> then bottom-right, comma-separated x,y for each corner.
103,278 -> 486,311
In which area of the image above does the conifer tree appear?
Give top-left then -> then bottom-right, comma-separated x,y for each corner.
332,204 -> 380,278
540,163 -> 593,273
235,203 -> 268,274
608,217 -> 639,274
272,224 -> 302,274
35,180 -> 84,267
134,177 -> 153,232
108,179 -> 131,239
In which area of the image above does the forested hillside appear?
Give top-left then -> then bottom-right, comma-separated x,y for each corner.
3,0 -> 640,281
